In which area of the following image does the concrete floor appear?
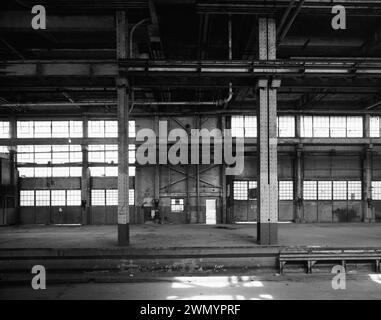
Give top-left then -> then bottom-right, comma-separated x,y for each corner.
0,223 -> 380,248
1,274 -> 380,300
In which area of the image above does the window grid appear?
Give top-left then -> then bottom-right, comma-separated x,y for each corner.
233,181 -> 248,200
20,190 -> 34,206
279,181 -> 293,200
0,121 -> 9,138
35,190 -> 50,206
171,198 -> 184,212
333,181 -> 347,200
370,116 -> 380,137
278,116 -> 295,137
66,190 -> 81,206
348,181 -> 362,200
303,181 -> 317,200
372,181 -> 381,200
301,116 -> 363,138
51,190 -> 66,206
318,181 -> 332,200
106,189 -> 118,206
91,190 -> 105,206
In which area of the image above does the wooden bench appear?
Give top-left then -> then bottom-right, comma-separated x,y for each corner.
279,248 -> 381,274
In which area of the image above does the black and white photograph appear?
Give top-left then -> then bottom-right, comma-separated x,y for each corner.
0,0 -> 380,307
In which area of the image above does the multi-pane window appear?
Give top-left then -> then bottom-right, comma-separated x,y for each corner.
89,166 -> 135,177
88,120 -> 135,138
233,181 -> 248,200
20,190 -> 82,206
307,181 -> 362,200
348,181 -> 362,200
278,116 -> 295,137
171,198 -> 184,212
333,181 -> 347,200
66,190 -> 81,206
17,121 -> 83,138
18,167 -> 81,178
301,116 -> 363,138
303,181 -> 317,200
20,190 -> 34,206
91,189 -> 134,206
51,190 -> 66,206
370,116 -> 380,137
91,189 -> 105,206
35,190 -> 50,206
106,189 -> 118,206
372,181 -> 381,200
129,189 -> 135,205
279,181 -> 293,200
88,145 -> 118,164
231,116 -> 257,137
17,145 -> 81,164
0,121 -> 9,138
318,181 -> 332,200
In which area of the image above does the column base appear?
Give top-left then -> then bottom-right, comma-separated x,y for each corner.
257,223 -> 278,245
118,223 -> 130,246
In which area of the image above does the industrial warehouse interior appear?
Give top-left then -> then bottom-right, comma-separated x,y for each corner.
0,0 -> 381,305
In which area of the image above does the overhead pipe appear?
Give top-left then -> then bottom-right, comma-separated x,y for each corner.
277,0 -> 296,37
277,0 -> 305,46
129,18 -> 150,59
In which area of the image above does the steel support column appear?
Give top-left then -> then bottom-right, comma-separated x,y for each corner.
220,115 -> 227,224
257,18 -> 278,245
294,147 -> 303,223
363,147 -> 374,223
81,116 -> 90,225
116,11 -> 130,245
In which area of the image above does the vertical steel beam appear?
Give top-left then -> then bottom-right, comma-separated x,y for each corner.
221,115 -> 227,224
154,116 -> 161,223
363,147 -> 374,223
116,11 -> 130,245
294,147 -> 303,223
81,116 -> 90,225
256,18 -> 278,245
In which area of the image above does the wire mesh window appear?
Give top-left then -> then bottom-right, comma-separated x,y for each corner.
129,189 -> 135,205
301,116 -> 363,138
66,190 -> 81,206
348,181 -> 362,200
0,121 -> 9,138
105,121 -> 118,138
333,181 -> 347,200
88,121 -> 105,137
51,190 -> 66,206
34,167 -> 52,177
91,189 -> 105,206
105,144 -> 118,163
370,116 -> 380,137
20,190 -> 34,206
330,117 -> 346,137
34,145 -> 52,164
278,116 -> 295,137
171,198 -> 184,212
313,116 -> 330,137
346,117 -> 363,137
106,189 -> 118,206
51,121 -> 69,138
129,120 -> 136,138
231,116 -> 257,137
372,181 -> 381,200
35,190 -> 50,206
318,181 -> 332,200
17,145 -> 34,163
279,181 -> 293,200
52,145 -> 69,164
303,181 -> 317,200
300,116 -> 313,137
34,121 -> 52,138
52,167 -> 70,177
17,121 -> 34,138
233,181 -> 248,200
18,167 -> 35,178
